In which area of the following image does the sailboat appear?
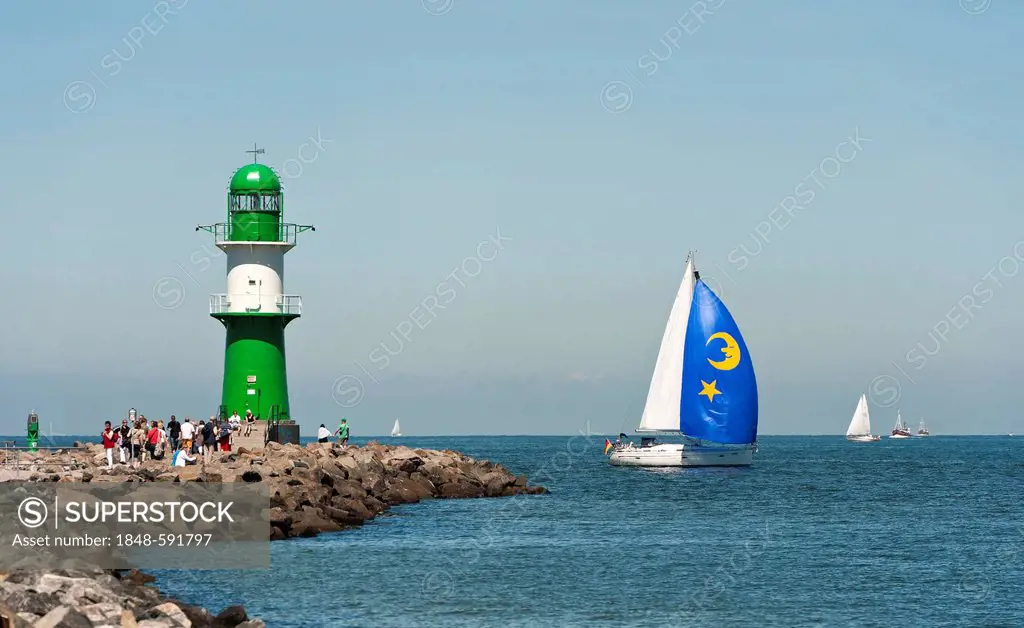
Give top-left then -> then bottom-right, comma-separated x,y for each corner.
608,253 -> 758,467
390,419 -> 401,437
846,394 -> 880,442
890,410 -> 912,439
916,419 -> 930,437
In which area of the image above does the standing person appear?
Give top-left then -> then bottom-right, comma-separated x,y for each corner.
202,419 -> 217,463
317,424 -> 331,443
131,420 -> 147,466
145,421 -> 160,460
128,417 -> 142,463
218,421 -> 232,451
244,409 -> 255,436
196,421 -> 206,456
333,418 -> 350,447
180,418 -> 194,454
167,415 -> 181,452
101,421 -> 117,469
156,421 -> 168,460
118,419 -> 131,464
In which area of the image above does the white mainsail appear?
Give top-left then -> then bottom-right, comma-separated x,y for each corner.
847,394 -> 872,437
391,419 -> 401,437
637,255 -> 697,432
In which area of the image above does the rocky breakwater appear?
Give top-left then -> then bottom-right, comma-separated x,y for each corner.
0,568 -> 264,627
23,441 -> 548,539
252,441 -> 548,539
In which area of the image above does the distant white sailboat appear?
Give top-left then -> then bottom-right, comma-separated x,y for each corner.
846,394 -> 880,442
390,419 -> 401,437
607,253 -> 758,467
890,410 -> 912,439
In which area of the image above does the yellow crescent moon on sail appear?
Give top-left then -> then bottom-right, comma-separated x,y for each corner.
706,332 -> 741,371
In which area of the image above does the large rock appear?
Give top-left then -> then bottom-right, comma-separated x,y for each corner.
32,604 -> 92,628
439,481 -> 486,499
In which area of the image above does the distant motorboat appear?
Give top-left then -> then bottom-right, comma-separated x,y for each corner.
390,419 -> 401,437
917,419 -> 931,437
890,410 -> 912,439
846,394 -> 880,442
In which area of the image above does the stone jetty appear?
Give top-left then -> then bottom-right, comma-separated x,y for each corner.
0,440 -> 546,625
11,440 -> 547,539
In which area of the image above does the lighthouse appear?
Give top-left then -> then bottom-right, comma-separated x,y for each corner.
197,147 -> 314,438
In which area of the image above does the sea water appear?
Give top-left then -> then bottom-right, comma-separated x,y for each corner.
142,436 -> 1021,626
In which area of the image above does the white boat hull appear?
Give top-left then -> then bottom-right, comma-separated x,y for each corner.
889,434 -> 911,439
608,443 -> 755,467
847,435 -> 880,442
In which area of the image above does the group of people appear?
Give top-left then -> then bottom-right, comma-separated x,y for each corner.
100,408 -> 258,470
99,413 -> 170,468
316,418 -> 350,445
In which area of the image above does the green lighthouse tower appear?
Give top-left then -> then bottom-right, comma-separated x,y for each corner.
198,147 -> 314,429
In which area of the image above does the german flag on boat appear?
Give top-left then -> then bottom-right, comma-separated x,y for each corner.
604,439 -> 613,455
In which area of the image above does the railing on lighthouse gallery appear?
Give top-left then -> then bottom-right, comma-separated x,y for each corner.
208,294 -> 303,315
195,222 -> 314,245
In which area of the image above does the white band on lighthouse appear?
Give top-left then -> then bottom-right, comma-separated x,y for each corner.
224,248 -> 285,314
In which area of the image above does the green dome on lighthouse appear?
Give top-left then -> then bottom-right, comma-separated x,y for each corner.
229,163 -> 281,193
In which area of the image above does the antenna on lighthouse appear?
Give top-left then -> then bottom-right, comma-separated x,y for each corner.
246,143 -> 265,163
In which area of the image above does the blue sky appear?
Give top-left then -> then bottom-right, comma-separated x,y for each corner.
1,0 -> 1023,436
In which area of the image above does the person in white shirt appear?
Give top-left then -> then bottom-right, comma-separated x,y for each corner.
172,448 -> 196,467
180,418 -> 195,453
229,410 -> 242,431
317,424 -> 331,443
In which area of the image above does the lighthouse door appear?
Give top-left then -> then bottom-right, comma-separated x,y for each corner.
245,277 -> 262,312
245,373 -> 258,417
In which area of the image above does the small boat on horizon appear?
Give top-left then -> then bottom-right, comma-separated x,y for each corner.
391,419 -> 402,437
917,419 -> 930,437
607,252 -> 758,467
846,394 -> 881,442
890,410 -> 912,439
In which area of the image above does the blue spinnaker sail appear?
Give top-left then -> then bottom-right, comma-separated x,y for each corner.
678,280 -> 758,444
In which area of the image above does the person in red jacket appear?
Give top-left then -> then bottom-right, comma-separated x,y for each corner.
101,421 -> 117,469
145,422 -> 161,460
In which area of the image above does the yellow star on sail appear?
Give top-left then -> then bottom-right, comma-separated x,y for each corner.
698,379 -> 722,403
